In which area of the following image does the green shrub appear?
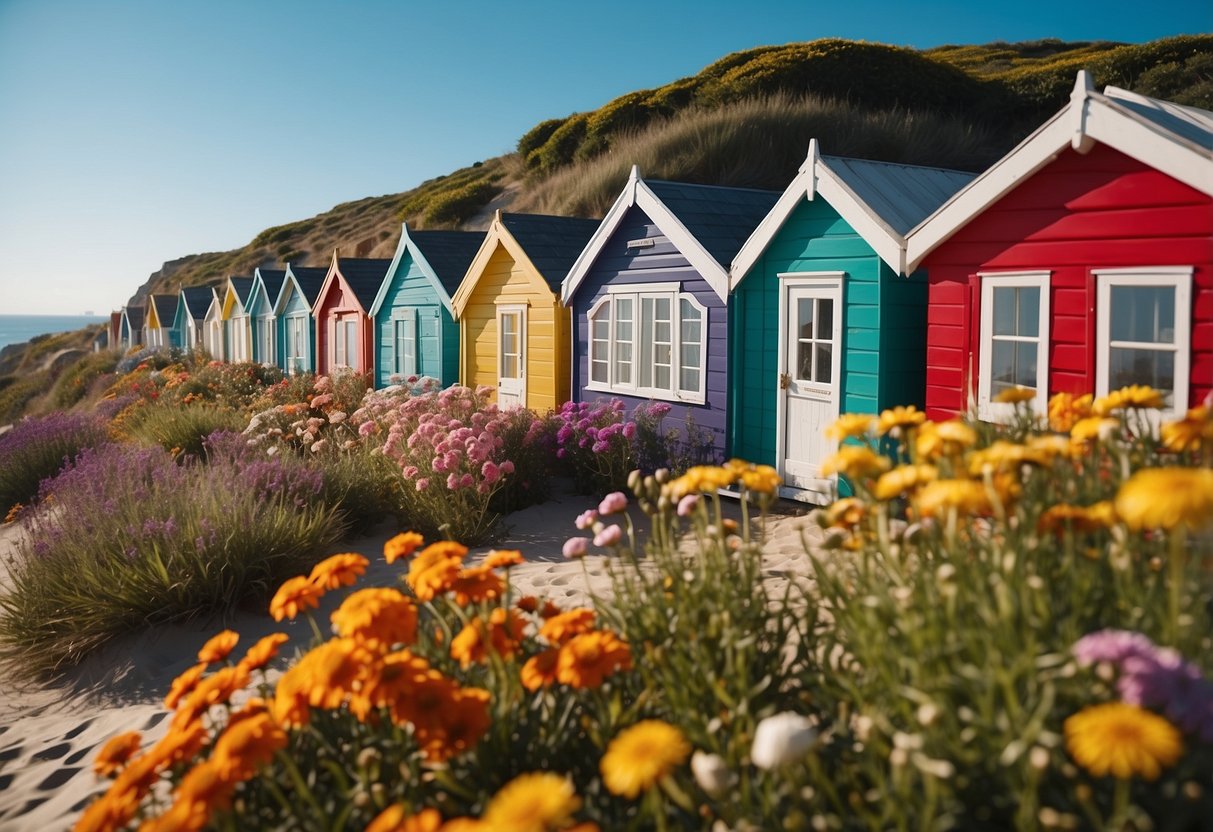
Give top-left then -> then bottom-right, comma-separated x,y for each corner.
423,179 -> 502,227
0,371 -> 50,422
517,116 -> 571,157
120,402 -> 246,458
51,350 -> 121,408
526,112 -> 589,173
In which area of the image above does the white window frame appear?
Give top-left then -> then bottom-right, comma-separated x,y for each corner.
977,271 -> 1051,422
257,315 -> 275,365
1094,266 -> 1191,420
584,282 -> 707,405
285,315 -> 307,373
392,307 -> 418,378
334,315 -> 358,369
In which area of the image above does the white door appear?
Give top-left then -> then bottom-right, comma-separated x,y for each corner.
778,276 -> 843,502
497,306 -> 526,407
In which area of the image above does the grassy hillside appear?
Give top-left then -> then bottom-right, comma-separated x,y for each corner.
107,34 -> 1210,308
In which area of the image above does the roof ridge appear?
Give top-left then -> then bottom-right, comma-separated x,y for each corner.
820,154 -> 976,176
646,178 -> 782,195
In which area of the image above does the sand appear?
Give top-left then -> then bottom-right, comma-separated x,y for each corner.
0,489 -> 822,831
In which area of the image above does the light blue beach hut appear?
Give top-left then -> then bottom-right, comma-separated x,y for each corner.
174,286 -> 218,352
248,268 -> 287,366
273,264 -> 327,374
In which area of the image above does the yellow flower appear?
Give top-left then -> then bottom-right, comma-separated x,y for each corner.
555,630 -> 632,689
197,630 -> 239,664
824,497 -> 865,528
873,464 -> 938,501
1065,702 -> 1182,781
736,462 -> 782,494
483,549 -> 525,570
915,420 -> 977,461
365,805 -> 444,832
269,575 -> 324,621
1025,434 -> 1078,462
92,731 -> 142,778
825,413 -> 875,441
600,720 -> 690,798
482,772 -> 581,832
308,553 -> 369,591
915,479 -> 993,517
331,588 -> 418,649
663,465 -> 737,500
1114,467 -> 1213,531
992,386 -> 1036,404
967,440 -> 1050,475
1093,385 -> 1165,415
1161,405 -> 1213,453
1070,417 -> 1121,444
820,446 -> 891,480
384,531 -> 425,564
877,405 -> 926,435
1037,502 -> 1117,535
1048,392 -> 1093,432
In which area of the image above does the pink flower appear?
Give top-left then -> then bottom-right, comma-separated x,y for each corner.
622,422 -> 637,439
358,420 -> 376,437
416,478 -> 429,491
598,492 -> 628,515
562,537 -> 588,559
460,473 -> 474,489
593,524 -> 622,547
311,394 -> 333,408
403,465 -> 419,479
432,455 -> 448,472
677,495 -> 699,517
482,461 -> 501,484
447,473 -> 461,490
328,411 -> 348,425
500,460 -> 515,475
575,509 -> 598,530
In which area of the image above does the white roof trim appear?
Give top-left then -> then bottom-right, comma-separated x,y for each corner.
451,212 -> 552,318
370,223 -> 456,317
905,71 -> 1213,272
730,138 -> 909,288
310,251 -> 343,317
561,165 -> 731,304
273,267 -> 300,316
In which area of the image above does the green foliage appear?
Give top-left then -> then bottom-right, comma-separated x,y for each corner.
526,112 -> 589,173
517,116 -> 571,157
577,91 -> 675,161
120,402 -> 247,459
423,179 -> 502,227
0,371 -> 50,422
51,350 -> 121,408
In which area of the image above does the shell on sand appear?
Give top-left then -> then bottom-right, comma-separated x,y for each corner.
0,490 -> 821,831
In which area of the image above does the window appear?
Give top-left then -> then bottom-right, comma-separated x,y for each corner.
286,316 -> 307,373
334,316 -> 358,367
978,272 -> 1050,421
586,285 -> 707,403
1095,267 -> 1191,418
394,310 -> 417,378
258,318 -> 275,364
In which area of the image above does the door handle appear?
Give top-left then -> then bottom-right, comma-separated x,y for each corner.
779,373 -> 791,389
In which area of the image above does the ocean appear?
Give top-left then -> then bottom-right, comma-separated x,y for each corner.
0,314 -> 109,352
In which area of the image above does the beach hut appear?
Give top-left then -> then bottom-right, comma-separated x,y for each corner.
249,268 -> 287,366
203,291 -> 225,360
451,211 -> 599,410
108,312 -> 122,349
120,306 -> 144,350
312,253 -> 391,377
368,224 -> 485,388
274,264 -> 327,375
562,169 -> 779,459
221,277 -> 255,363
728,142 -> 975,500
174,286 -> 217,351
905,72 -> 1213,423
143,294 -> 179,349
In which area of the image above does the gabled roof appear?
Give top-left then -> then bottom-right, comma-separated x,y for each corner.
123,305 -> 144,329
312,253 -> 391,315
252,268 -> 287,313
905,71 -> 1213,271
276,264 -> 328,315
228,277 -> 254,306
564,167 -> 779,303
730,141 -> 976,285
149,294 -> 178,327
369,224 -> 486,316
453,212 -> 600,317
180,286 -> 218,321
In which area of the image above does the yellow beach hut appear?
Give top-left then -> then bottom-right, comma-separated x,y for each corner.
451,211 -> 599,411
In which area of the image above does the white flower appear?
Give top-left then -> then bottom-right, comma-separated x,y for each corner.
690,751 -> 733,798
750,712 -> 818,769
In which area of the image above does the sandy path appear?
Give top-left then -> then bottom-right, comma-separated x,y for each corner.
0,490 -> 821,831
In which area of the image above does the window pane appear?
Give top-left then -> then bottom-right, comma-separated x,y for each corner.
1014,341 -> 1037,387
1018,287 -> 1040,338
1110,285 -> 1175,344
816,343 -> 832,384
654,365 -> 670,390
990,340 -> 1017,391
1110,347 -> 1175,406
798,298 -> 814,340
992,287 -> 1016,337
592,317 -> 609,341
502,353 -> 517,378
797,341 -> 813,381
680,367 -> 699,391
817,298 -> 833,340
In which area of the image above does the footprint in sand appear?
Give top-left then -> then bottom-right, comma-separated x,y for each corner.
31,742 -> 72,762
62,720 -> 93,741
38,766 -> 81,791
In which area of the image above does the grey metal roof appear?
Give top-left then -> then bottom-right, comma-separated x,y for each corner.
255,269 -> 287,305
821,156 -> 977,236
149,293 -> 178,324
336,258 -> 392,310
229,277 -> 254,306
410,230 -> 486,296
124,306 -> 144,328
645,180 -> 781,267
286,266 -> 328,306
501,213 -> 601,290
1103,86 -> 1213,151
181,286 -> 217,320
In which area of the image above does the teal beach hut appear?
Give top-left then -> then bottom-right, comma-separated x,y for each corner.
728,141 -> 975,502
174,286 -> 218,351
369,223 -> 485,388
249,267 -> 287,366
274,264 -> 327,374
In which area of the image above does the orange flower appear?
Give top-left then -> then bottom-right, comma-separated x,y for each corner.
414,686 -> 492,761
93,731 -> 142,778
520,648 -> 560,691
210,712 -> 287,781
384,531 -> 426,564
351,649 -> 432,720
449,564 -> 506,606
197,630 -> 239,664
540,600 -> 563,619
483,549 -> 524,569
515,595 -> 539,613
332,588 -> 419,649
146,720 -> 208,771
173,665 -> 251,729
272,638 -> 371,726
450,608 -> 526,668
406,542 -> 468,601
556,630 -> 632,689
171,759 -> 238,824
1038,502 -> 1117,535
824,498 -> 866,529
539,609 -> 596,645
1161,405 -> 1213,453
238,633 -> 289,672
390,667 -> 461,729
309,553 -> 369,590
269,575 -> 324,621
366,805 -> 444,832
165,663 -> 207,711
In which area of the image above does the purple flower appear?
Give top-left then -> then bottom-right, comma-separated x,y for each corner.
562,537 -> 588,559
622,422 -> 637,439
598,492 -> 628,515
575,509 -> 598,530
1073,629 -> 1159,667
593,524 -> 622,547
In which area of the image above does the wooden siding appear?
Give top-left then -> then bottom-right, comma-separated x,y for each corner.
460,244 -> 569,412
922,144 -> 1213,419
315,279 -> 374,377
571,206 -> 728,460
276,286 -> 314,374
373,252 -> 459,388
730,197 -> 926,465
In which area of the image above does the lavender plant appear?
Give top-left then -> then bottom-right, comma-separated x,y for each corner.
0,411 -> 109,514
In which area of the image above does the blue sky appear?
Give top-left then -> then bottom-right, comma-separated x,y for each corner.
0,0 -> 1209,315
